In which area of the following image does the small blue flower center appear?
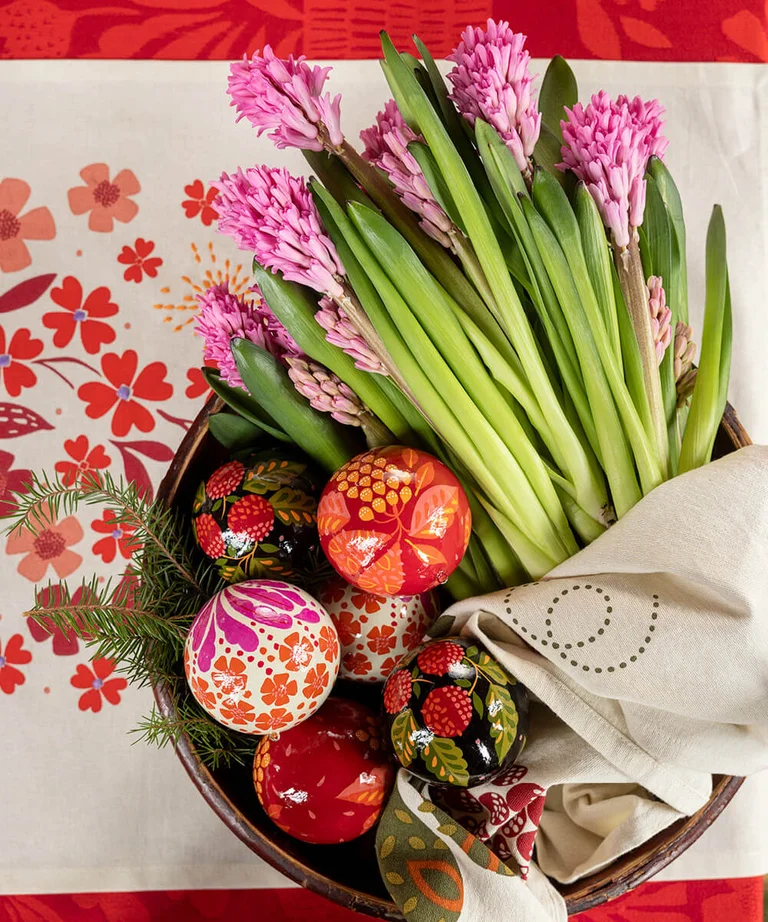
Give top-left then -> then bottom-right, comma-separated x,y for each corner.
116,384 -> 132,400
0,354 -> 10,368
111,527 -> 123,540
0,655 -> 6,667
92,677 -> 104,690
73,309 -> 87,322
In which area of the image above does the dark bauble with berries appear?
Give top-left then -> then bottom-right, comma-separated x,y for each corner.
382,636 -> 529,787
192,451 -> 321,584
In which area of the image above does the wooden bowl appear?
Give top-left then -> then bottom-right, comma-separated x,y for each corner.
155,398 -> 750,918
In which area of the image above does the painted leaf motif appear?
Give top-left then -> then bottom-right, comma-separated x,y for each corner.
475,653 -> 510,686
269,487 -> 317,526
0,273 -> 57,313
407,859 -> 465,913
326,529 -> 390,578
407,485 -> 460,539
575,0 -> 621,58
0,403 -> 54,438
619,15 -> 672,48
246,458 -> 307,487
356,540 -> 404,595
414,461 -> 435,493
486,684 -> 519,763
390,707 -> 418,767
111,439 -> 174,461
406,540 -> 447,568
317,491 -> 350,536
111,442 -> 153,499
472,691 -> 484,716
402,447 -> 420,469
423,736 -> 469,787
192,480 -> 206,513
337,765 -> 390,804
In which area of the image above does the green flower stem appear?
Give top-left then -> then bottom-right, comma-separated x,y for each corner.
348,200 -> 578,557
532,171 -> 665,493
613,235 -> 669,470
612,266 -> 655,446
475,493 -> 558,579
381,36 -> 607,526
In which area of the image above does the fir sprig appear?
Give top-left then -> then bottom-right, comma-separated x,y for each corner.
5,471 -> 257,769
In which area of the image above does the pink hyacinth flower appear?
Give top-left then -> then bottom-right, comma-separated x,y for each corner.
227,45 -> 343,152
361,100 -> 453,248
286,356 -> 366,427
315,296 -> 388,376
194,284 -> 272,389
447,19 -> 541,174
213,165 -> 346,300
560,91 -> 669,249
646,275 -> 672,364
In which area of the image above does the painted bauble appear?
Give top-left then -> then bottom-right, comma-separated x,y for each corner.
254,697 -> 395,844
192,452 -> 321,584
382,637 -> 529,787
317,446 -> 471,596
316,576 -> 439,684
184,580 -> 340,734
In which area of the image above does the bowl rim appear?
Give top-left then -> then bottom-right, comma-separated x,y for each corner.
154,397 -> 750,919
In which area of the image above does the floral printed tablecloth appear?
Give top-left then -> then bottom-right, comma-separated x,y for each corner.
1,57 -> 767,894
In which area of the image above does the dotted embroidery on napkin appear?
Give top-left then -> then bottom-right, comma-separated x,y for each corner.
503,585 -> 661,673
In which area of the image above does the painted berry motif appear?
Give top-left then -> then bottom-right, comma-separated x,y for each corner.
318,446 -> 471,596
381,636 -> 530,787
422,685 -> 473,737
384,669 -> 412,714
192,452 -> 321,584
479,791 -> 511,826
417,640 -> 465,676
227,494 -> 275,542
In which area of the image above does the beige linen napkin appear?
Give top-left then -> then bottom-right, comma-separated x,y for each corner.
377,445 -> 768,921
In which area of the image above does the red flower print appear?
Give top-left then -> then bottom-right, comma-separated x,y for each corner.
402,617 -> 425,652
185,366 -> 211,399
77,349 -> 172,436
28,584 -> 95,656
303,663 -> 328,699
0,633 -> 32,694
351,589 -> 384,614
254,707 -> 292,733
43,276 -> 118,354
380,655 -> 400,679
260,672 -> 297,706
318,624 -> 339,663
54,435 -> 111,488
71,657 -> 127,712
91,509 -> 139,563
182,180 -> 218,226
278,631 -> 314,672
68,164 -> 140,233
117,238 -> 163,284
0,178 -> 55,273
6,504 -> 83,582
383,669 -> 412,714
190,675 -> 216,711
0,324 -> 43,397
0,449 -> 31,517
220,697 -> 256,726
333,608 -> 361,647
367,624 -> 396,655
211,655 -> 248,695
206,460 -> 244,499
194,513 -> 225,558
343,651 -> 372,677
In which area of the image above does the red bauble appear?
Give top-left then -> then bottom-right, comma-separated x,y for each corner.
253,697 -> 395,844
317,446 -> 472,596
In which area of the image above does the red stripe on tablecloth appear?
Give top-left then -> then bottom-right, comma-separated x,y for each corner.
0,879 -> 762,921
0,0 -> 766,61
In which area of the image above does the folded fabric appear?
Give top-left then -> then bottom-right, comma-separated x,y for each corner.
376,445 -> 768,921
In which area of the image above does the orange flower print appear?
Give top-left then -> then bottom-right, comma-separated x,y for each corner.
278,632 -> 314,672
0,324 -> 43,397
220,698 -> 256,726
0,178 -> 55,273
367,624 -> 397,655
71,658 -> 127,712
402,617 -> 426,652
117,238 -> 163,284
260,672 -> 297,707
6,503 -> 83,582
0,633 -> 32,695
254,707 -> 292,733
303,663 -> 329,699
190,675 -> 216,711
380,655 -> 401,680
351,590 -> 383,614
211,655 -> 248,695
318,624 -> 339,664
182,180 -> 218,226
333,608 -> 361,647
68,164 -> 140,233
343,652 -> 372,677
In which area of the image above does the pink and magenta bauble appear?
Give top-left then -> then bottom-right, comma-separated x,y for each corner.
317,446 -> 472,596
184,580 -> 340,734
253,697 -> 395,844
317,576 -> 438,683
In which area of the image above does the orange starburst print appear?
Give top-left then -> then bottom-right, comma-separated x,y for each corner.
153,241 -> 252,332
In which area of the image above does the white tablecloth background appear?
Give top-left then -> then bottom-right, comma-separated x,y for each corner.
0,58 -> 766,894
